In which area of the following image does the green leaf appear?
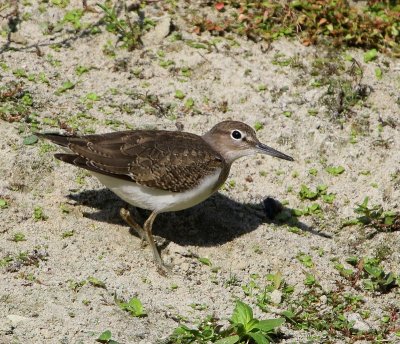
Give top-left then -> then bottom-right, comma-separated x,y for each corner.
0,199 -> 8,209
248,331 -> 269,344
345,256 -> 359,266
198,257 -> 212,266
273,271 -> 282,290
23,134 -> 38,145
87,276 -> 107,289
184,97 -> 194,109
75,65 -> 90,76
119,297 -> 146,317
322,193 -> 336,204
325,165 -> 345,176
174,90 -> 185,99
375,67 -> 382,80
255,318 -> 285,332
246,318 -> 259,332
364,265 -> 382,278
364,49 -> 378,63
231,300 -> 253,326
97,330 -> 111,342
254,121 -> 264,131
299,185 -> 318,200
281,310 -> 294,319
383,273 -> 395,286
215,335 -> 240,344
86,92 -> 100,101
56,80 -> 75,94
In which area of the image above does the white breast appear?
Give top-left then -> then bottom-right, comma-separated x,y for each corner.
91,169 -> 222,213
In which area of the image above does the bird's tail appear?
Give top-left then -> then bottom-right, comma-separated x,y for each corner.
36,132 -> 75,147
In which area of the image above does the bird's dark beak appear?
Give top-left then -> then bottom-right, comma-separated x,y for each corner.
256,143 -> 294,161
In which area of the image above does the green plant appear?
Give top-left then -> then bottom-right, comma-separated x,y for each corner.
0,198 -> 8,209
62,9 -> 84,30
219,300 -> 284,344
175,90 -> 185,100
190,1 -> 400,56
297,184 -> 335,206
326,165 -> 345,176
116,296 -> 146,317
96,330 -> 121,344
293,203 -> 321,216
198,257 -> 212,266
97,3 -> 142,51
296,252 -> 314,268
87,276 -> 106,289
346,257 -> 398,293
254,122 -> 264,131
55,81 -> 75,95
33,206 -> 47,221
167,301 -> 284,344
343,197 -> 399,234
11,232 -> 26,242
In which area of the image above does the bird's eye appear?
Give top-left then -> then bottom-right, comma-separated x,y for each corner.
231,130 -> 242,140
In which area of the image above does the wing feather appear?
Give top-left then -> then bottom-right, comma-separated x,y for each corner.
42,130 -> 224,192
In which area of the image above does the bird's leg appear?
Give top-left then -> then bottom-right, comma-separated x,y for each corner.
120,208 -> 147,246
143,211 -> 170,274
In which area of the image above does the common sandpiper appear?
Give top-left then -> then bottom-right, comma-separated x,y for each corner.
39,121 -> 293,273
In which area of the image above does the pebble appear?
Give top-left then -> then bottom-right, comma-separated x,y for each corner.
346,313 -> 371,332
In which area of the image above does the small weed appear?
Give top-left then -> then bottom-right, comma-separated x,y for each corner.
298,184 -> 334,204
345,257 -> 398,293
33,206 -> 47,221
23,134 -> 38,145
184,98 -> 194,110
61,230 -> 74,238
296,252 -> 314,268
257,84 -> 267,92
190,1 -> 400,56
326,165 -> 345,176
175,90 -> 185,100
363,49 -> 378,63
293,203 -> 321,216
198,257 -> 212,266
2,249 -> 48,272
343,197 -> 399,235
62,9 -> 84,30
97,3 -> 142,51
51,0 -> 69,8
87,276 -> 106,289
0,198 -> 8,209
254,122 -> 263,131
55,81 -> 75,95
96,330 -> 121,344
75,65 -> 90,76
167,315 -> 222,343
167,301 -> 284,344
85,92 -> 100,101
222,300 -> 285,344
11,232 -> 26,242
116,296 -> 146,317
225,271 -> 240,287
68,279 -> 87,292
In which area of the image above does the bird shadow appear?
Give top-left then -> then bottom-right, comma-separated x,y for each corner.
67,188 -> 331,247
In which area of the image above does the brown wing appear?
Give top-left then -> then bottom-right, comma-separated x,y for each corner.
39,130 -> 224,192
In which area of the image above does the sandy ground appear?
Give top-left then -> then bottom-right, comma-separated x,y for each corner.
0,1 -> 399,343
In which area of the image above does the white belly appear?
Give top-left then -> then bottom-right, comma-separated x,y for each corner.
91,169 -> 222,213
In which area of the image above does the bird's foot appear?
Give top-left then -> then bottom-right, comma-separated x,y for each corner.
120,208 -> 146,242
156,261 -> 173,276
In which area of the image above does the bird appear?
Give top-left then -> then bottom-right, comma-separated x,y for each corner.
38,120 -> 293,273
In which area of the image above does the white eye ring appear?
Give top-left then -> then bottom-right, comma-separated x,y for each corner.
231,130 -> 242,140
